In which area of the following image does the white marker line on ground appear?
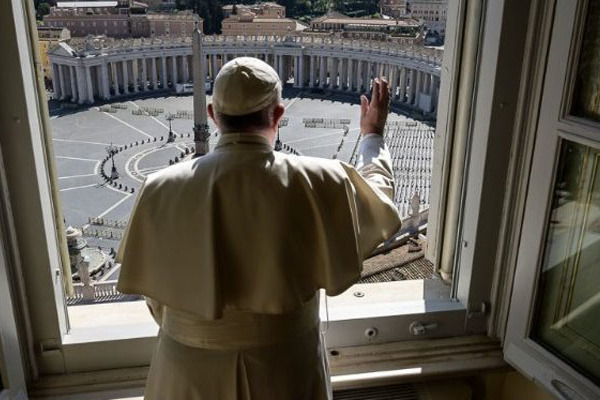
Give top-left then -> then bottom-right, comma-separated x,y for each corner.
82,193 -> 133,230
128,142 -> 182,182
300,140 -> 358,151
137,165 -> 169,174
53,138 -> 121,146
58,173 -> 98,180
96,108 -> 154,140
128,101 -> 179,135
60,184 -> 98,192
284,92 -> 303,111
55,156 -> 100,162
287,128 -> 359,145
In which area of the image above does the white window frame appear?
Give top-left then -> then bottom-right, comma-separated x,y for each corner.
504,0 -> 600,398
1,0 -> 537,391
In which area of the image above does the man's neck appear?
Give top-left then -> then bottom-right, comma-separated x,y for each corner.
221,130 -> 275,145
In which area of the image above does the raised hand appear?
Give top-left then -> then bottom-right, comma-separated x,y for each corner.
360,77 -> 390,136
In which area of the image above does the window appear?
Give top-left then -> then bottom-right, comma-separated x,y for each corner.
0,0 -> 564,394
505,0 -> 600,398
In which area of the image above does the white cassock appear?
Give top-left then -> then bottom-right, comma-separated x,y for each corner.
117,132 -> 401,399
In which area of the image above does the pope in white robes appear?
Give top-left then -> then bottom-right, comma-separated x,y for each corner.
117,57 -> 401,399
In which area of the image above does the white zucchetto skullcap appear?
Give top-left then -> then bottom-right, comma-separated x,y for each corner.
211,57 -> 282,116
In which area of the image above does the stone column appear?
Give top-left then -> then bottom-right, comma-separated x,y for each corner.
59,65 -> 68,100
328,57 -> 336,87
298,55 -> 305,88
69,65 -> 78,102
182,55 -> 189,83
431,76 -> 440,107
212,54 -> 218,80
85,66 -> 94,104
277,55 -> 284,80
399,67 -> 407,102
75,66 -> 87,105
171,56 -> 178,86
293,56 -> 300,88
310,55 -> 316,87
141,58 -> 148,91
51,64 -> 61,100
347,59 -> 354,92
356,60 -> 363,92
132,59 -> 139,93
111,62 -> 120,96
161,57 -> 168,88
408,69 -> 416,104
151,57 -> 158,89
414,70 -> 422,107
319,56 -> 326,88
365,61 -> 372,92
101,63 -> 110,100
390,66 -> 398,100
342,59 -> 349,90
122,60 -> 129,95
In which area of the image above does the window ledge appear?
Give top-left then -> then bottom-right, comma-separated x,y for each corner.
64,279 -> 454,345
329,335 -> 506,390
30,335 -> 506,398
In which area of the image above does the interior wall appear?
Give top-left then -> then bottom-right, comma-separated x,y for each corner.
472,370 -> 557,400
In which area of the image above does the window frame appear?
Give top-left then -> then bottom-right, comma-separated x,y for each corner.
2,0 -> 529,386
504,0 -> 600,398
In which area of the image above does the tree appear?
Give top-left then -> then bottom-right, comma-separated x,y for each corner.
37,1 -> 51,19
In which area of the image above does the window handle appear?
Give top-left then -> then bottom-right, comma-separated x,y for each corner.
409,321 -> 438,336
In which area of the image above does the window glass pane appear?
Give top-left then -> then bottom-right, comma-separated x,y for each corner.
532,139 -> 600,384
571,0 -> 600,121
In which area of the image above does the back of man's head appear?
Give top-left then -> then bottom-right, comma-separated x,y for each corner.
211,57 -> 282,134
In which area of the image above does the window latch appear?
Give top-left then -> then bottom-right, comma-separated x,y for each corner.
409,321 -> 438,336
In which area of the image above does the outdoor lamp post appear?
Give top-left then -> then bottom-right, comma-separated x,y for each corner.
106,142 -> 119,181
274,126 -> 283,151
166,113 -> 175,143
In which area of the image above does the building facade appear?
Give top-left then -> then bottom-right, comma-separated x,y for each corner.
38,27 -> 71,83
407,0 -> 448,34
48,34 -> 442,114
130,11 -> 200,37
309,12 -> 421,43
42,0 -> 199,38
221,2 -> 304,37
380,0 -> 408,17
43,0 -> 146,38
222,2 -> 286,19
221,16 -> 306,37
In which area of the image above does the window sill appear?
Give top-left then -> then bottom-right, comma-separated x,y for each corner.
64,279 -> 456,346
56,279 -> 466,375
31,335 -> 506,398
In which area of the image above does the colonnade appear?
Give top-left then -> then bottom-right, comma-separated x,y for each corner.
49,35 -> 441,113
51,54 -> 194,104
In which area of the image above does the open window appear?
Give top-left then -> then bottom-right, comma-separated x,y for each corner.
505,0 -> 600,398
0,0 -> 543,395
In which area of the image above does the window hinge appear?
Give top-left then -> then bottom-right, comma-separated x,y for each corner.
467,301 -> 490,319
39,338 -> 62,358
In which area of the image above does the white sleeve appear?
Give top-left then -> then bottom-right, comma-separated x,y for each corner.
355,134 -> 395,201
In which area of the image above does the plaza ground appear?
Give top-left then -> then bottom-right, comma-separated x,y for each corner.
50,88 -> 413,252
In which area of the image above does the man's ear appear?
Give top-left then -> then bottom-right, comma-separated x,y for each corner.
272,103 -> 285,129
207,103 -> 216,123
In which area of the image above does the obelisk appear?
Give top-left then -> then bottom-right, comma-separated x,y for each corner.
193,21 -> 210,157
